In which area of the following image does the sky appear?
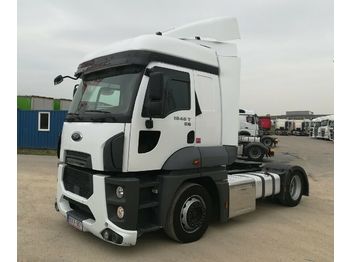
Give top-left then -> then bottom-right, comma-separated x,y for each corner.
17,0 -> 333,115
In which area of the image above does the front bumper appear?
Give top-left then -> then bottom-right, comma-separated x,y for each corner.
56,164 -> 138,246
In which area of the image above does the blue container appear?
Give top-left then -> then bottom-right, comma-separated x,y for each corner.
17,110 -> 67,149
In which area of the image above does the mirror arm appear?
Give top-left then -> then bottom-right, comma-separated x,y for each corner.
63,75 -> 79,81
145,116 -> 153,129
145,103 -> 154,129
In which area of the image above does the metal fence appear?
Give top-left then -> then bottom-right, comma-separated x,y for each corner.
17,110 -> 67,149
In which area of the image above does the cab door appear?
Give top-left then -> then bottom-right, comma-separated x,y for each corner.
128,63 -> 195,172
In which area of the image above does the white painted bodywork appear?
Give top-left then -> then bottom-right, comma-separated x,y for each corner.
127,62 -> 196,172
317,115 -> 334,140
163,17 -> 240,41
274,118 -> 288,130
239,110 -> 259,137
194,71 -> 222,146
56,164 -> 137,246
293,120 -> 303,130
60,122 -> 126,171
310,116 -> 325,138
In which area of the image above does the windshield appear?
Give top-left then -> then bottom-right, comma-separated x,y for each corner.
321,120 -> 328,126
67,66 -> 144,122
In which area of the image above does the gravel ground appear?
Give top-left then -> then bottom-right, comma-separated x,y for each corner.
17,136 -> 333,262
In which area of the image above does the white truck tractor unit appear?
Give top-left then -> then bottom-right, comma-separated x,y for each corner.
317,115 -> 334,140
239,109 -> 259,137
237,135 -> 274,161
291,120 -> 303,136
301,119 -> 311,136
274,119 -> 292,135
54,17 -> 309,246
239,109 -> 278,148
310,117 -> 324,138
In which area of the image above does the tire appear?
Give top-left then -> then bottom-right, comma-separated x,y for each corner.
261,137 -> 273,148
246,145 -> 265,161
275,130 -> 281,135
279,171 -> 304,207
164,183 -> 212,243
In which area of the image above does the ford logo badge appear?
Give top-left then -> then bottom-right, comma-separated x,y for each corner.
71,132 -> 82,142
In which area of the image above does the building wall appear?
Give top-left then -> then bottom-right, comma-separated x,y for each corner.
31,97 -> 53,110
17,110 -> 67,149
60,100 -> 71,110
286,111 -> 314,116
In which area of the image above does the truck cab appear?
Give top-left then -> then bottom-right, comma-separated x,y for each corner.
239,109 -> 259,136
311,116 -> 323,138
301,119 -> 311,136
317,115 -> 334,140
274,118 -> 289,135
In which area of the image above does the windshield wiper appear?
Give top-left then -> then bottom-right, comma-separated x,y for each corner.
84,109 -> 111,114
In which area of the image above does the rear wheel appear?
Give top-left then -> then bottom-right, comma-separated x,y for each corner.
164,183 -> 212,243
279,172 -> 303,207
246,145 -> 265,161
261,137 -> 273,147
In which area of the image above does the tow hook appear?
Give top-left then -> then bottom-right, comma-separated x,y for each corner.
54,201 -> 59,212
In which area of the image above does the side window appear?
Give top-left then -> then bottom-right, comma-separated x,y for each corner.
142,67 -> 191,118
38,112 -> 50,131
246,115 -> 254,124
164,79 -> 190,116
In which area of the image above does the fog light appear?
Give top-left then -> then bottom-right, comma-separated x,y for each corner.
102,230 -> 110,240
117,206 -> 125,219
116,186 -> 124,199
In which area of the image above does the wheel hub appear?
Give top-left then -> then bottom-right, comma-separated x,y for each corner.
289,175 -> 302,200
180,196 -> 206,233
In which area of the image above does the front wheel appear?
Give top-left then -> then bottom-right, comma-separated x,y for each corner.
164,183 -> 212,243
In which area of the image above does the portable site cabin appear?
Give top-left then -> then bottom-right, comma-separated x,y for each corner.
17,96 -> 70,149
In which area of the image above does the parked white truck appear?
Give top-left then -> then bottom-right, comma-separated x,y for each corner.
239,109 -> 259,137
310,116 -> 324,138
274,119 -> 293,135
239,109 -> 278,148
54,17 -> 308,246
317,115 -> 334,140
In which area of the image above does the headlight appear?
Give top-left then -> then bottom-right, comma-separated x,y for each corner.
117,206 -> 125,219
116,186 -> 124,199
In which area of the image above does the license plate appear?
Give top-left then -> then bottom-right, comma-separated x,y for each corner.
67,214 -> 83,231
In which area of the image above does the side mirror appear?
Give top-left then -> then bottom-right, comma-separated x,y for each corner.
54,75 -> 64,85
145,72 -> 164,128
148,72 -> 164,101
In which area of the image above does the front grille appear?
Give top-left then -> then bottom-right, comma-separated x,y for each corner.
63,165 -> 93,198
65,150 -> 92,169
